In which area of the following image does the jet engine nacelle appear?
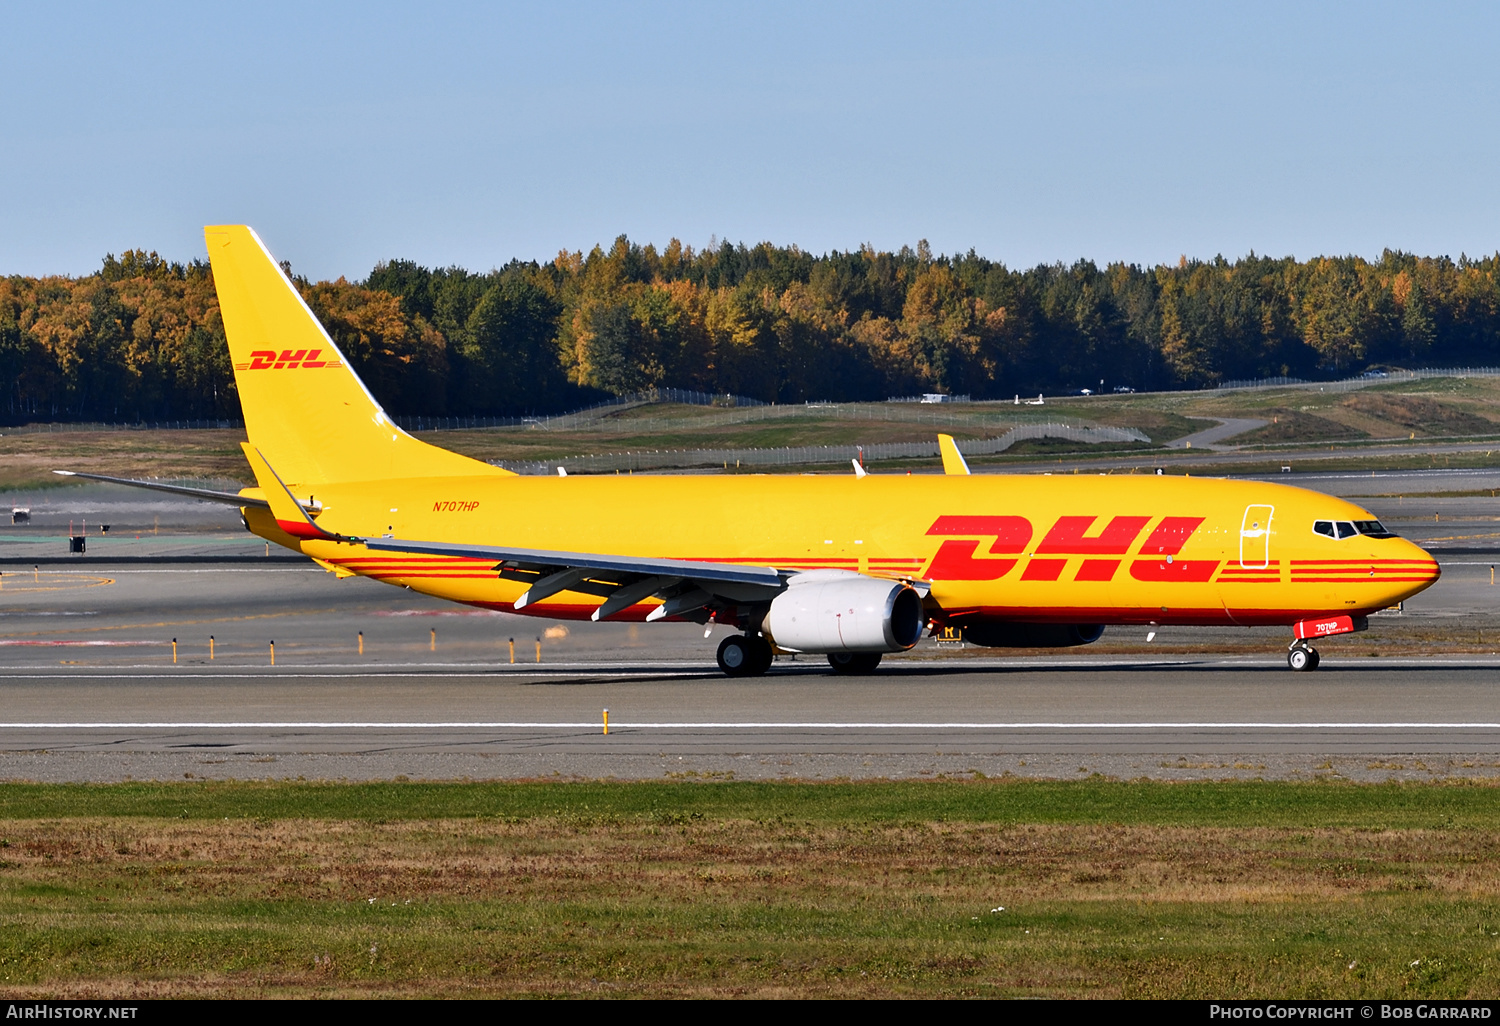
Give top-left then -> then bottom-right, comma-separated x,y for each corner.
962,622 -> 1106,648
763,570 -> 925,654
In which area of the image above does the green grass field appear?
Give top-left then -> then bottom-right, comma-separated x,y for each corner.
3,780 -> 1500,998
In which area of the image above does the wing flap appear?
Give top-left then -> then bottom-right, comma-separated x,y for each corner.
361,536 -> 782,615
361,537 -> 783,589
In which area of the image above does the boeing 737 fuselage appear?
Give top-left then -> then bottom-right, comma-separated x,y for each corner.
61,227 -> 1441,676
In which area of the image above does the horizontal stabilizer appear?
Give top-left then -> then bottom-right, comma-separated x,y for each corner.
52,471 -> 269,508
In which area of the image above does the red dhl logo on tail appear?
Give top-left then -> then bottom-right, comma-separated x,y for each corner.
923,514 -> 1218,583
237,348 -> 343,370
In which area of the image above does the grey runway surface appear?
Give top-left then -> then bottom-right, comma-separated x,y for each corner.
1,468 -> 1499,782
4,657 -> 1500,783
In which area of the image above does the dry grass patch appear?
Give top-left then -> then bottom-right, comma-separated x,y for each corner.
1341,394 -> 1500,437
1240,410 -> 1367,444
0,430 -> 250,489
3,811 -> 1500,997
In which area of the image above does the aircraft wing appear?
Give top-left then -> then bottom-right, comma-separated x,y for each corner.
52,471 -> 270,508
361,537 -> 784,621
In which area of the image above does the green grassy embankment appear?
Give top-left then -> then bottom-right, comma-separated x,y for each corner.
3,780 -> 1500,998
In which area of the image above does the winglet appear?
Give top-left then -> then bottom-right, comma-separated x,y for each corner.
240,442 -> 343,541
937,434 -> 971,476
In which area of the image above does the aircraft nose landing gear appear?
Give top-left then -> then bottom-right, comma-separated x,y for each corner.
1286,615 -> 1365,671
1287,641 -> 1320,672
717,633 -> 773,677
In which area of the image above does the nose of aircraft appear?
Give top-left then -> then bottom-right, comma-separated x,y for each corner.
1380,536 -> 1441,602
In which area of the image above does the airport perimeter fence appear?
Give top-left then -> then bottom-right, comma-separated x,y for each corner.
403,398 -> 1098,436
0,397 -> 1092,439
495,422 -> 1150,475
1216,366 -> 1500,392
485,400 -> 1094,437
12,368 -> 1500,435
0,419 -> 243,434
396,387 -> 767,433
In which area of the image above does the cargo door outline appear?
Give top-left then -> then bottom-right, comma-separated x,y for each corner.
1240,504 -> 1273,569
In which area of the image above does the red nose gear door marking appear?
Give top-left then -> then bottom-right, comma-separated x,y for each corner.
1293,615 -> 1367,639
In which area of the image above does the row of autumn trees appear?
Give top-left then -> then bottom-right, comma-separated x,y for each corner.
4,239 -> 1500,422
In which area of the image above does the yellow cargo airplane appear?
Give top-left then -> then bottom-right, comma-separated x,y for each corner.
59,226 -> 1442,675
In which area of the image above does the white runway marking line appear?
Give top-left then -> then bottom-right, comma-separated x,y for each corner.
4,721 -> 1500,730
0,640 -> 168,646
3,655 -> 1500,677
3,568 -> 325,574
0,669 -> 717,680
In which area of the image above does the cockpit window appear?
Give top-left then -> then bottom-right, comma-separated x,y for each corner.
1314,518 -> 1398,539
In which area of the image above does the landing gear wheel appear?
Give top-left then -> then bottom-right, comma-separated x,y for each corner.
717,635 -> 772,677
717,635 -> 752,676
827,652 -> 883,675
747,634 -> 774,676
1287,644 -> 1319,672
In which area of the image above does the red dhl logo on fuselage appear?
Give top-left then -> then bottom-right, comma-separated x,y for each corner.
924,514 -> 1218,584
238,348 -> 342,370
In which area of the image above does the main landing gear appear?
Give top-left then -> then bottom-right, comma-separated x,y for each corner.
717,633 -> 773,677
827,652 -> 883,675
1287,641 -> 1320,672
713,634 -> 886,677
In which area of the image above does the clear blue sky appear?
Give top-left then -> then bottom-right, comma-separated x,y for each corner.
3,1 -> 1498,279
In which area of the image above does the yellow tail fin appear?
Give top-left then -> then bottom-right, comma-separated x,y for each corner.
206,225 -> 509,488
